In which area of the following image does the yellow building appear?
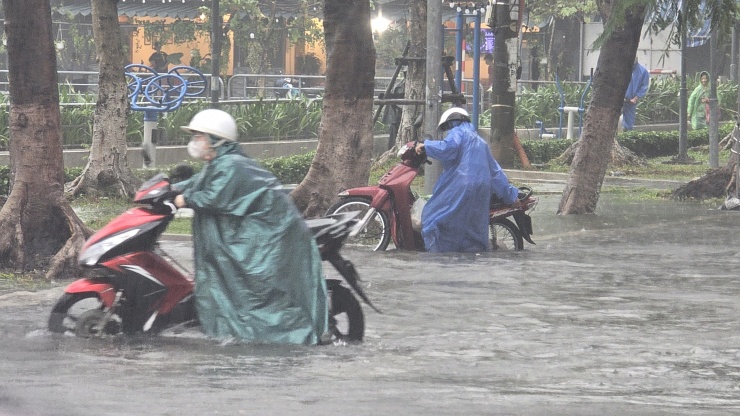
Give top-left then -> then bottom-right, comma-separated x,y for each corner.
54,0 -> 325,77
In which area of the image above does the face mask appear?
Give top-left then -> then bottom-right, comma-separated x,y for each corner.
187,139 -> 210,159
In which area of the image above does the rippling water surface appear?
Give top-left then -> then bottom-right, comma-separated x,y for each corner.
1,195 -> 739,415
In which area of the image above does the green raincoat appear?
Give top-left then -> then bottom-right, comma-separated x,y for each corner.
175,143 -> 327,345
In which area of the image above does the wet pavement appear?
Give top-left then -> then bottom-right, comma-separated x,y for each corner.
1,193 -> 739,415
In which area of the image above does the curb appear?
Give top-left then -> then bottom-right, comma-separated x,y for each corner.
504,169 -> 684,191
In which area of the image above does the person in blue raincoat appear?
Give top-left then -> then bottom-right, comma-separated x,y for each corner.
621,58 -> 650,131
414,107 -> 522,253
173,109 -> 328,345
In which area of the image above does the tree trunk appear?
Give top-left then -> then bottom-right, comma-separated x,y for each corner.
0,0 -> 91,279
68,0 -> 139,197
671,165 -> 733,201
556,138 -> 647,167
396,0 -> 426,146
489,0 -> 519,167
290,0 -> 376,217
557,2 -> 647,215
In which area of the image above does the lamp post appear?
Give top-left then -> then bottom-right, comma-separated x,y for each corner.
677,0 -> 690,162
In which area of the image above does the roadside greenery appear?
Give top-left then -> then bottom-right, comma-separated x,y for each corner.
0,74 -> 730,152
482,75 -> 738,130
0,89 -> 396,151
521,123 -> 734,165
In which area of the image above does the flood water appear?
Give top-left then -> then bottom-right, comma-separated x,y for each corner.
1,194 -> 739,415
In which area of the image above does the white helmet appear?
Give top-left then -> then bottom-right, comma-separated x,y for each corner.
438,107 -> 471,130
181,109 -> 238,142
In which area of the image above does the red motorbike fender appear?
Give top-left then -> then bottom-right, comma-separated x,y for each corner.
64,279 -> 117,307
342,187 -> 393,212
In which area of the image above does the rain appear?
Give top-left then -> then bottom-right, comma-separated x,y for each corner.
1,193 -> 739,415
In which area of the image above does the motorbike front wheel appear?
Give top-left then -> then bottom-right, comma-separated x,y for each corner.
489,218 -> 524,251
328,282 -> 365,342
48,292 -> 121,337
326,197 -> 391,251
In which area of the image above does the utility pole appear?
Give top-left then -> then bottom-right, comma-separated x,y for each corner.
423,0 -> 442,194
489,0 -> 520,168
210,0 -> 221,107
709,28 -> 719,168
676,0 -> 690,162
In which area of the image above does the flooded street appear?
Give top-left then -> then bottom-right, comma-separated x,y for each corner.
1,194 -> 739,415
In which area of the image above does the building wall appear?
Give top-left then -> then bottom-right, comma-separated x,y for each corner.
126,16 -> 234,74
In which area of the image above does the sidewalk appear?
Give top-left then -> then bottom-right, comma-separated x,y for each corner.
164,171 -> 684,241
504,169 -> 685,194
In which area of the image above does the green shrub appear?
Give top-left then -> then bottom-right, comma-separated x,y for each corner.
521,123 -> 735,165
521,138 -> 575,165
259,151 -> 315,184
0,166 -> 84,196
0,165 -> 8,195
617,123 -> 733,157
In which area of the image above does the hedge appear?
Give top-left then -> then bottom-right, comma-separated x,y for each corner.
0,125 -> 732,196
521,123 -> 734,165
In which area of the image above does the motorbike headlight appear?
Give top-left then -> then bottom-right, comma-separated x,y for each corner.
79,229 -> 140,266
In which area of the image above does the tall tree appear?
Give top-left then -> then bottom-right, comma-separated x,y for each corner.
395,0 -> 426,146
290,0 -> 376,217
557,0 -> 647,214
557,0 -> 736,214
67,0 -> 139,197
0,0 -> 91,279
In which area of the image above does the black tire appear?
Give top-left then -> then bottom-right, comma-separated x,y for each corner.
326,197 -> 391,251
329,283 -> 365,342
489,218 -> 524,251
48,292 -> 120,336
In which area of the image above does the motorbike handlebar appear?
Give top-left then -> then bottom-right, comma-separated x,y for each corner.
517,186 -> 533,201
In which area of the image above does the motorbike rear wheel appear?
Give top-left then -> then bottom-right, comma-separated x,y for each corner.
326,197 -> 391,251
489,218 -> 524,251
328,282 -> 365,342
48,292 -> 121,336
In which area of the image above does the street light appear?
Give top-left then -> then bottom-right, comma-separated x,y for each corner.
371,7 -> 391,33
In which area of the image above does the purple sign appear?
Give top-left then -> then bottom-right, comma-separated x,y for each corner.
464,29 -> 494,54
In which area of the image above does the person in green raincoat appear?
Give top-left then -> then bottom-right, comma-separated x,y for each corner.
687,71 -> 711,130
173,109 -> 328,345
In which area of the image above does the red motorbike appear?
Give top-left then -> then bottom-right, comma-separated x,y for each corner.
48,173 -> 375,342
326,141 -> 538,252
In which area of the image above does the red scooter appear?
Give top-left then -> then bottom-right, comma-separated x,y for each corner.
49,173 -> 375,342
326,141 -> 538,252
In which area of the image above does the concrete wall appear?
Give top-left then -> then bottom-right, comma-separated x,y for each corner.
0,138 -> 387,169
0,124 -> 679,169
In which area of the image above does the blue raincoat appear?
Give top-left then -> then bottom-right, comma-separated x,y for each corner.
175,143 -> 327,345
421,122 -> 519,253
621,62 -> 650,131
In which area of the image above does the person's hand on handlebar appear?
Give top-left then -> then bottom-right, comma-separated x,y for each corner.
415,142 -> 425,155
174,194 -> 187,209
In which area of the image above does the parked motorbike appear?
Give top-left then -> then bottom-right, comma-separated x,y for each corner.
326,140 -> 538,252
48,173 -> 376,342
